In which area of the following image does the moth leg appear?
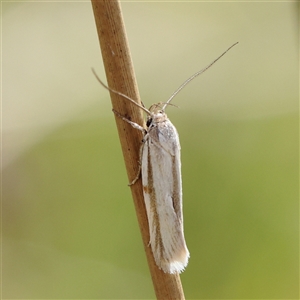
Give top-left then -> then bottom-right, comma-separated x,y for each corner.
113,108 -> 146,185
128,142 -> 144,185
112,109 -> 146,133
129,162 -> 141,186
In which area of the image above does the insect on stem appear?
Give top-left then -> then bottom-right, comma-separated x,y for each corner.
94,42 -> 238,274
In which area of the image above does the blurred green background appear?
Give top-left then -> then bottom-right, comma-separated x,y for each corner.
2,1 -> 298,299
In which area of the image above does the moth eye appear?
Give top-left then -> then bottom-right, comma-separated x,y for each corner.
146,118 -> 152,128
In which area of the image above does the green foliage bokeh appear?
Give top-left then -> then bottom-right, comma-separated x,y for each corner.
2,1 -> 298,299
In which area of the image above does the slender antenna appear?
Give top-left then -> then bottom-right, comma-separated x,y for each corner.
162,42 -> 239,111
92,68 -> 151,115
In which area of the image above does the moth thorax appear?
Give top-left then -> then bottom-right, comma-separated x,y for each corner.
152,112 -> 167,123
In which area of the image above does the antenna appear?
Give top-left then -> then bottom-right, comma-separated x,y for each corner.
162,42 -> 239,111
92,69 -> 151,116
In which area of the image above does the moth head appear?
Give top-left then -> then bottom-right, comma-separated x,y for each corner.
149,102 -> 164,114
147,113 -> 168,129
146,103 -> 168,128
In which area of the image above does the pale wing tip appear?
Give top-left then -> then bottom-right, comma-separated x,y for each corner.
159,249 -> 190,274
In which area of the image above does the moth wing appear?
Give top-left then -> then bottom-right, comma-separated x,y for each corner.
142,121 -> 189,274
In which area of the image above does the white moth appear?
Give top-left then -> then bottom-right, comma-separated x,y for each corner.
93,42 -> 238,274
140,104 -> 188,274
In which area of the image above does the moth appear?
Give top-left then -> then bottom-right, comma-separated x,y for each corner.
93,42 -> 238,274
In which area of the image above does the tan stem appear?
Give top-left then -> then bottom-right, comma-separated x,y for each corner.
91,1 -> 186,299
